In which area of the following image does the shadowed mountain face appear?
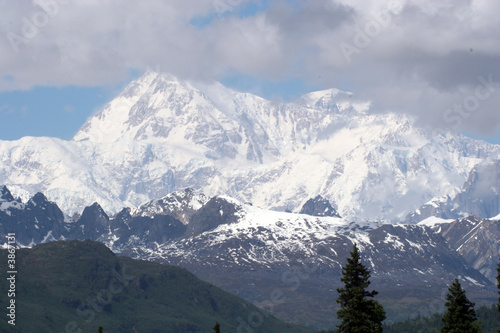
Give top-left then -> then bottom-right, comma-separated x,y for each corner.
0,185 -> 70,245
0,72 -> 498,222
299,195 -> 341,217
1,186 -> 498,329
0,240 -> 312,333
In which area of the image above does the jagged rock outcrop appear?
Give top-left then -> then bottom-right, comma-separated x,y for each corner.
0,186 -> 71,245
2,186 -> 497,328
299,195 -> 340,217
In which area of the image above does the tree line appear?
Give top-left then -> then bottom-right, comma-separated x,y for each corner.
330,244 -> 500,333
382,305 -> 499,332
94,244 -> 500,332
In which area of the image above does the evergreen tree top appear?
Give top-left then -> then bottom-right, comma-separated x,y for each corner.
497,258 -> 500,328
441,279 -> 479,333
336,243 -> 385,333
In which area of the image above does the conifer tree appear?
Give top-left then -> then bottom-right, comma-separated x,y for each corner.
97,327 -> 103,333
336,243 -> 385,332
441,278 -> 480,333
213,322 -> 221,333
497,257 -> 500,332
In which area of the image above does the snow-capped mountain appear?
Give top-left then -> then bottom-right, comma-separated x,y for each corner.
114,190 -> 497,326
0,71 -> 499,221
1,186 -> 497,328
407,159 -> 500,223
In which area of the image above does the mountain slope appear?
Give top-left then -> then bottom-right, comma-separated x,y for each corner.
123,193 -> 495,327
407,159 -> 500,223
0,240 -> 312,333
0,72 -> 498,221
420,215 -> 500,283
2,186 -> 497,329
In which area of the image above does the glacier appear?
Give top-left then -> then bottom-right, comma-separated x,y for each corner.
0,71 -> 498,222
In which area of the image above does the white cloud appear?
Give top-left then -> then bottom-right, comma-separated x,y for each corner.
0,0 -> 499,134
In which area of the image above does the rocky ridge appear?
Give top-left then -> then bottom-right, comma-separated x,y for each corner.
1,185 -> 498,328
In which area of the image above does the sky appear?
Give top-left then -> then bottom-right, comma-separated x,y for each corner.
0,0 -> 499,143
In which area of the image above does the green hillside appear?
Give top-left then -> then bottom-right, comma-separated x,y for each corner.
0,240 -> 312,333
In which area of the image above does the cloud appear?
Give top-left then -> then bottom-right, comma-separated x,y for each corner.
0,0 -> 499,135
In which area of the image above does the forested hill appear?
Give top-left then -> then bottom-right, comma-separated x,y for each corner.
0,240 -> 312,333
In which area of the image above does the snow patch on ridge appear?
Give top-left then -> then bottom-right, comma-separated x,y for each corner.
418,216 -> 456,228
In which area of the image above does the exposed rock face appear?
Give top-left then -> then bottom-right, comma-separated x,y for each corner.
299,195 -> 340,217
72,202 -> 111,241
427,216 -> 500,283
1,186 -> 498,328
0,186 -> 70,245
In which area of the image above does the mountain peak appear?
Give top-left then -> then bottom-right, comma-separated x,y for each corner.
73,71 -> 190,143
29,192 -> 49,205
1,72 -> 499,220
0,185 -> 15,202
299,195 -> 341,217
296,88 -> 369,115
131,188 -> 209,224
81,202 -> 109,220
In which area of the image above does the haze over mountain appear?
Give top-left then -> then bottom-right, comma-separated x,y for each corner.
0,71 -> 499,222
407,159 -> 500,223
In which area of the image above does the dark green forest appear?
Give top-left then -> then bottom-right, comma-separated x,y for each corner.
315,305 -> 498,333
382,304 -> 499,333
0,240 -> 311,333
317,248 -> 500,333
